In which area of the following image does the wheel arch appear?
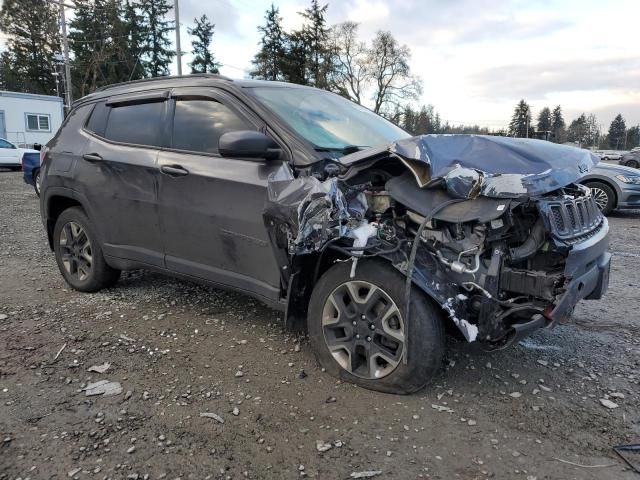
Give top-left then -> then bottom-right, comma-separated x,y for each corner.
580,177 -> 619,208
285,251 -> 463,338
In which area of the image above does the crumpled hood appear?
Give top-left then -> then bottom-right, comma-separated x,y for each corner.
342,134 -> 600,199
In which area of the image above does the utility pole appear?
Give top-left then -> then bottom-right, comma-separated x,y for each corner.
174,0 -> 182,75
57,0 -> 73,111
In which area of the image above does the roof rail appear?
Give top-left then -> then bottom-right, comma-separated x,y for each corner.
95,73 -> 232,92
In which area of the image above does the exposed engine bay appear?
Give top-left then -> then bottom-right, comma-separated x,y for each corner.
265,135 -> 611,348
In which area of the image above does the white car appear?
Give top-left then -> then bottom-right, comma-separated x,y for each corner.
0,138 -> 38,170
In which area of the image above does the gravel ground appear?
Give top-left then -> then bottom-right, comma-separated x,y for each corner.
1,169 -> 639,480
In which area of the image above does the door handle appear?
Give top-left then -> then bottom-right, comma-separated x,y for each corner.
160,164 -> 189,177
82,153 -> 103,162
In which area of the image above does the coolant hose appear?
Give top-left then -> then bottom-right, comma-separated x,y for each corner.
509,218 -> 545,261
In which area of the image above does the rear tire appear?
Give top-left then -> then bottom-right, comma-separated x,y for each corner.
53,207 -> 120,292
33,168 -> 41,196
308,260 -> 445,394
584,181 -> 615,215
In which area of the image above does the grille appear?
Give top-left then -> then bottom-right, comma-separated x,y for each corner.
544,194 -> 603,242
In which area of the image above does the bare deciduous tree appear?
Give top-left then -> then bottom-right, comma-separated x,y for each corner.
368,31 -> 422,115
329,22 -> 369,104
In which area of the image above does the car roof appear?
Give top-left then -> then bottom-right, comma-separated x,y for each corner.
75,75 -> 316,106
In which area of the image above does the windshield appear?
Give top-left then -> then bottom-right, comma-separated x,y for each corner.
247,86 -> 410,151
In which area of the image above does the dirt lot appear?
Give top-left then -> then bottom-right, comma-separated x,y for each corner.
1,169 -> 639,480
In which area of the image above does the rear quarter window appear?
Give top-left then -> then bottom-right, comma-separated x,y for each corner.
85,101 -> 109,137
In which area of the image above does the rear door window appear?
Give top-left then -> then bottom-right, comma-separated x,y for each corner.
171,99 -> 254,154
104,101 -> 165,147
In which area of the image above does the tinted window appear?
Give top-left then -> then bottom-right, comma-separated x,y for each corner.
104,101 -> 165,146
172,99 -> 253,154
86,101 -> 109,137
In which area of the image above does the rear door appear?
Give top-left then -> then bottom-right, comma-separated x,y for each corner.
157,87 -> 283,302
79,92 -> 168,267
0,139 -> 20,165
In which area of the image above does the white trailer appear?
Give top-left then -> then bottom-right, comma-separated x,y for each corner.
0,91 -> 64,148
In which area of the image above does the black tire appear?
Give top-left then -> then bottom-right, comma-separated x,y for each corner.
53,206 -> 120,292
584,181 -> 616,216
308,259 -> 445,394
33,168 -> 41,196
624,159 -> 639,169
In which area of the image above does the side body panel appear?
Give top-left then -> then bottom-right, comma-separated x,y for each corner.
157,87 -> 284,302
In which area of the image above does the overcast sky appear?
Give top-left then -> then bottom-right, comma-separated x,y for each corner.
2,0 -> 638,129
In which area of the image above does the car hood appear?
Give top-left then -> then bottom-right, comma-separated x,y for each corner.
340,134 -> 599,199
592,162 -> 639,175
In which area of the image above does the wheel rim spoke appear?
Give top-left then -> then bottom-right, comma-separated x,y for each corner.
322,280 -> 405,380
59,221 -> 92,281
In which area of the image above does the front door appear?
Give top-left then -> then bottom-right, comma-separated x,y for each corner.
157,88 -> 283,302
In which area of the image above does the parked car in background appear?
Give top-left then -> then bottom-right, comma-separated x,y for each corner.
0,138 -> 38,170
22,151 -> 42,196
619,151 -> 640,169
580,163 -> 640,215
594,149 -> 625,161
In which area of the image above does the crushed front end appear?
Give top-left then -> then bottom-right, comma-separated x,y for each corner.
382,175 -> 610,347
266,135 -> 611,348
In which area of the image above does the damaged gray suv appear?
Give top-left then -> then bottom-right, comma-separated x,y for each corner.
40,75 -> 611,394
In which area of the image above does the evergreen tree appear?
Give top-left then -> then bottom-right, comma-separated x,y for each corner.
626,125 -> 640,149
70,0 -> 121,97
299,0 -> 330,88
281,30 -> 308,85
188,15 -> 220,73
508,99 -> 534,138
551,105 -> 566,143
536,107 -> 552,133
0,50 -> 25,92
122,0 -> 147,81
0,0 -> 60,95
250,4 -> 286,80
567,113 -> 587,145
607,114 -> 626,149
139,0 -> 175,77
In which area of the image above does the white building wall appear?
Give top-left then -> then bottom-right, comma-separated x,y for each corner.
0,91 -> 65,147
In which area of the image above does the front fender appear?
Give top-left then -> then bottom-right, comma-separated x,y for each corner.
384,249 -> 479,342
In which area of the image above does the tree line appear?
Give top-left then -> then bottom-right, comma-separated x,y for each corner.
507,99 -> 639,149
249,2 -> 422,117
0,0 -> 220,99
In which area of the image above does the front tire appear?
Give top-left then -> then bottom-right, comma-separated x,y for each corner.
585,181 -> 615,215
308,260 -> 445,394
624,158 -> 639,169
53,207 -> 120,292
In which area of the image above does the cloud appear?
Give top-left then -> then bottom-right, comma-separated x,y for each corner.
472,57 -> 640,99
177,0 -> 241,36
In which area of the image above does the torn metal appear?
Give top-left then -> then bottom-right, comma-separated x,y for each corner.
267,134 -> 610,347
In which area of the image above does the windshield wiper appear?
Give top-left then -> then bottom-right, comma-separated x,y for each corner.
314,145 -> 369,155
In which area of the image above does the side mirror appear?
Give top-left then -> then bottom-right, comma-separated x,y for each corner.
219,130 -> 280,160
